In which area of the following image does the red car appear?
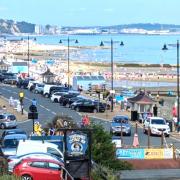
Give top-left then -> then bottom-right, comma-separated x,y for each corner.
13,158 -> 73,180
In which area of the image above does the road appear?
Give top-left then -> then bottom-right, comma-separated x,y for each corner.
1,84 -> 180,148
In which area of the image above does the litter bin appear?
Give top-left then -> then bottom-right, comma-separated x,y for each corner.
167,120 -> 173,132
131,111 -> 138,121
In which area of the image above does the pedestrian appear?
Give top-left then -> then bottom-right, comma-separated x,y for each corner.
49,126 -> 55,135
153,104 -> 158,117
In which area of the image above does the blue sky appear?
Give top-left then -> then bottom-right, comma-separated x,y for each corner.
0,0 -> 180,26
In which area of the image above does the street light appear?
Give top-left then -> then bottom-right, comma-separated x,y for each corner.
22,36 -> 36,77
100,39 -> 124,112
59,37 -> 79,88
162,40 -> 179,132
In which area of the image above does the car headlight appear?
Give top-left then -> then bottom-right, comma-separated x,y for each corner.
151,127 -> 157,130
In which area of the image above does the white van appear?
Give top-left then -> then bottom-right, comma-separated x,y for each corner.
16,140 -> 64,161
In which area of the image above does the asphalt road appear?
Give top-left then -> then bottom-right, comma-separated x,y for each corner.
1,83 -> 180,148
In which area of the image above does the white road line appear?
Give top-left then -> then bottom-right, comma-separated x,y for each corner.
52,112 -> 56,115
13,92 -> 17,94
170,136 -> 180,142
17,119 -> 31,124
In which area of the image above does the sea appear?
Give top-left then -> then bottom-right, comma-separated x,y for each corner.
7,33 -> 180,65
5,33 -> 180,87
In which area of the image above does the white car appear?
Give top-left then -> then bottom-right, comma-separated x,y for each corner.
50,92 -> 67,103
143,117 -> 170,137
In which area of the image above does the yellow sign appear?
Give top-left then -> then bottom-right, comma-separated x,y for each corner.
145,149 -> 164,159
19,92 -> 24,98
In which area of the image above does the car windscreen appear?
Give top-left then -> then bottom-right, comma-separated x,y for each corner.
3,139 -> 19,148
8,115 -> 16,121
113,117 -> 128,123
151,119 -> 166,125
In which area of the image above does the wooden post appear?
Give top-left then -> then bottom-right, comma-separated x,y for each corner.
121,122 -> 123,146
135,121 -> 138,134
173,143 -> 176,160
148,126 -> 150,148
161,131 -> 164,148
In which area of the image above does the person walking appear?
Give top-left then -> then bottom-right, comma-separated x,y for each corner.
153,104 -> 158,117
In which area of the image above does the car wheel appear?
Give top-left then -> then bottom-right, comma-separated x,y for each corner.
0,123 -> 6,129
75,107 -> 80,112
93,109 -> 97,113
54,98 -> 58,103
66,103 -> 70,108
127,131 -> 131,136
35,90 -> 38,94
166,134 -> 170,137
21,174 -> 33,180
45,93 -> 49,98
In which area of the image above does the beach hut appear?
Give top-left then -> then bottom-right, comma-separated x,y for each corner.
41,68 -> 56,84
11,62 -> 28,74
128,91 -> 156,121
72,75 -> 106,91
0,60 -> 9,72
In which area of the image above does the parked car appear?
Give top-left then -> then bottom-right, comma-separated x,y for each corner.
3,76 -> 17,85
51,92 -> 68,103
17,78 -> 35,89
7,152 -> 63,173
1,134 -> 28,156
71,99 -> 105,113
34,83 -> 44,94
143,117 -> 170,137
59,93 -> 79,107
13,158 -> 73,180
16,140 -> 64,161
110,115 -> 131,136
68,96 -> 87,106
1,128 -> 26,143
0,113 -> 17,129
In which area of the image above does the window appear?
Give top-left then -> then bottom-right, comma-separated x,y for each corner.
8,115 -> 16,121
48,162 -> 61,170
30,161 -> 46,168
47,147 -> 62,158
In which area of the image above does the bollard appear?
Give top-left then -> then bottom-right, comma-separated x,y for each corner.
121,122 -> 123,145
148,126 -> 150,148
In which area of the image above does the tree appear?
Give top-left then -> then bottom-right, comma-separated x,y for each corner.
91,123 -> 132,171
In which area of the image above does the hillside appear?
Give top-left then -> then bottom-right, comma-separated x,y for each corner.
0,19 -> 35,34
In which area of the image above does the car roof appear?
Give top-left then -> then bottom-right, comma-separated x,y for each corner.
0,113 -> 15,116
149,117 -> 164,120
4,134 -> 27,139
22,157 -> 64,165
113,115 -> 129,119
4,129 -> 25,133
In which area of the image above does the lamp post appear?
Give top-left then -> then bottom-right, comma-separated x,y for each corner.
59,37 -> 79,88
162,40 -> 179,132
21,36 -> 36,77
100,39 -> 124,112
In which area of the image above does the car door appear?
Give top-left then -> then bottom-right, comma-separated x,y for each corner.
29,161 -> 49,180
46,162 -> 61,180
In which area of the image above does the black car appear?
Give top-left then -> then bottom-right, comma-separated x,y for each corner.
59,93 -> 79,107
71,99 -> 105,113
68,96 -> 86,106
16,78 -> 34,89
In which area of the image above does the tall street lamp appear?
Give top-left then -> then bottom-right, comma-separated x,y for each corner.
162,40 -> 179,132
22,36 -> 36,77
100,39 -> 124,112
59,37 -> 79,88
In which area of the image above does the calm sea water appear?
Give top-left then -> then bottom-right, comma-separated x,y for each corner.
27,34 -> 180,65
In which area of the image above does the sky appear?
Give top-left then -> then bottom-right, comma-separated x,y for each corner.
0,0 -> 180,26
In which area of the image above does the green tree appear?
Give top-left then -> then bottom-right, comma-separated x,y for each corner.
91,123 -> 132,171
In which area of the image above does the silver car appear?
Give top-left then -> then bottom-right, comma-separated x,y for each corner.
0,113 -> 17,129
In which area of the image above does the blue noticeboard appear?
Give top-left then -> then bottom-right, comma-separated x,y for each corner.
116,149 -> 145,159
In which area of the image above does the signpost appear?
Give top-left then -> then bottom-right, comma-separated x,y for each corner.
28,104 -> 38,134
19,91 -> 24,115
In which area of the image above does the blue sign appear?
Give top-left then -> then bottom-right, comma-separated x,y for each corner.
116,149 -> 145,159
67,132 -> 88,156
46,59 -> 55,65
32,59 -> 37,64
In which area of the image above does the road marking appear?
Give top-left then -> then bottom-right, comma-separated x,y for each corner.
52,111 -> 56,115
17,119 -> 31,124
170,136 -> 180,142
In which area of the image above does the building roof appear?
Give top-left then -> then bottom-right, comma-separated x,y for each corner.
74,75 -> 105,81
0,60 -> 9,66
12,62 -> 28,66
128,92 -> 155,104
